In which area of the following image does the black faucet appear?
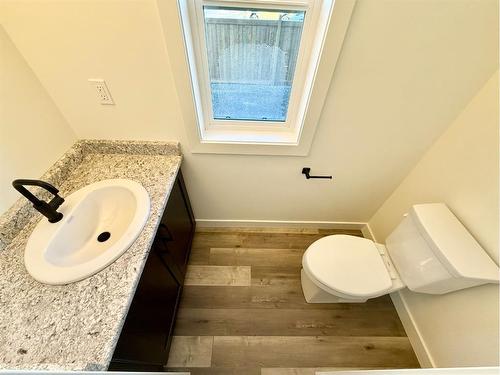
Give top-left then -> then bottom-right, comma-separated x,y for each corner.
12,179 -> 65,223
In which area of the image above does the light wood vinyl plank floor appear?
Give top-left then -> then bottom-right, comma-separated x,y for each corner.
174,307 -> 406,336
166,336 -> 213,368
211,336 -> 417,368
185,265 -> 251,286
166,229 -> 419,374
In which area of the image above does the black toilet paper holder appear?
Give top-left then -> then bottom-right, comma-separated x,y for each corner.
301,167 -> 333,180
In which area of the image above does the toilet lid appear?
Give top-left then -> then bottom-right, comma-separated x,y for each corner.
302,235 -> 392,298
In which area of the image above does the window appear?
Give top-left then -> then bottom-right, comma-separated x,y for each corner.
173,0 -> 354,153
204,7 -> 305,123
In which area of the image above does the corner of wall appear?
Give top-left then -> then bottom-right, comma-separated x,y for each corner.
366,70 -> 499,368
361,223 -> 376,241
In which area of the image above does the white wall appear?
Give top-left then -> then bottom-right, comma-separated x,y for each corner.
369,71 -> 499,367
0,0 -> 497,223
0,26 -> 76,214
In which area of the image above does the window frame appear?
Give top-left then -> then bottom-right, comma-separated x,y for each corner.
191,1 -> 314,131
158,0 -> 356,155
181,0 -> 331,140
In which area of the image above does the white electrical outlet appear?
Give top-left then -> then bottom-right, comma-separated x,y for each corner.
88,79 -> 114,105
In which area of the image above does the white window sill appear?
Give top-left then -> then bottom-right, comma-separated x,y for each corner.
200,128 -> 299,145
187,127 -> 307,156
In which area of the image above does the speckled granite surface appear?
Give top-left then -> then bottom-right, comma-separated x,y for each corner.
0,140 -> 182,371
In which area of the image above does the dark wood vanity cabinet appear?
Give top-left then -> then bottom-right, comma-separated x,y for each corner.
109,171 -> 195,371
155,173 -> 194,284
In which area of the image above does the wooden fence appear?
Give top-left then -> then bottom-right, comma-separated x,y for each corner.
204,18 -> 303,86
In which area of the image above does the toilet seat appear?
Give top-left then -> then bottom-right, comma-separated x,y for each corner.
302,235 -> 393,299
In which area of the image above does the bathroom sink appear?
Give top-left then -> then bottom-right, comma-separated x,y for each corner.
24,179 -> 150,285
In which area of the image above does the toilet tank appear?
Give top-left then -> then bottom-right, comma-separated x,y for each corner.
386,203 -> 499,294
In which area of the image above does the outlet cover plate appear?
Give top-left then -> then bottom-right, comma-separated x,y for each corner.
88,78 -> 114,105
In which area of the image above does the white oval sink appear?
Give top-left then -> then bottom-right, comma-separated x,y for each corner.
25,179 -> 150,285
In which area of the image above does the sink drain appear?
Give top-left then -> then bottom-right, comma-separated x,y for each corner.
97,231 -> 111,242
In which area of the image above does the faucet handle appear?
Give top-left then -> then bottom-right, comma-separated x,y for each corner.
49,195 -> 65,208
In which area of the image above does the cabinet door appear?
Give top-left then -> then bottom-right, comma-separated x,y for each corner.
111,238 -> 181,366
158,174 -> 195,283
111,171 -> 195,370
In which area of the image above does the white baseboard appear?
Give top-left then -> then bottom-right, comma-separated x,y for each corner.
390,291 -> 435,368
195,219 -> 367,230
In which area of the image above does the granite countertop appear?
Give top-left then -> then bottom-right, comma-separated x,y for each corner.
0,140 -> 182,371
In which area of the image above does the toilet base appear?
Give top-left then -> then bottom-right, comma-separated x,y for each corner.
301,268 -> 368,303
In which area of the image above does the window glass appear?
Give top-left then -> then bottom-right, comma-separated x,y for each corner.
203,6 -> 305,122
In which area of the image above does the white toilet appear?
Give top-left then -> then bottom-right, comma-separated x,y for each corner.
301,203 -> 500,303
